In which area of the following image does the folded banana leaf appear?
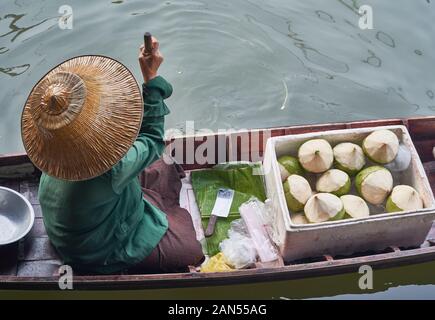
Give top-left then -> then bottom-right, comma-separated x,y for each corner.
191,162 -> 266,255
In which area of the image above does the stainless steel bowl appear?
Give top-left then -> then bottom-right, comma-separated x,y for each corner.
0,186 -> 35,245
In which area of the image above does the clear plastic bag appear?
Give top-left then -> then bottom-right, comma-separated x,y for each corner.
228,218 -> 250,238
239,198 -> 279,263
219,219 -> 257,269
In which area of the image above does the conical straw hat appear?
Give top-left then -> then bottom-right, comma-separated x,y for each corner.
21,55 -> 144,181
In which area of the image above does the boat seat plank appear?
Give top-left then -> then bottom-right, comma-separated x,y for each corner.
17,260 -> 62,277
0,243 -> 18,276
20,237 -> 60,262
0,179 -> 19,192
28,218 -> 47,238
19,180 -> 39,205
32,204 -> 42,218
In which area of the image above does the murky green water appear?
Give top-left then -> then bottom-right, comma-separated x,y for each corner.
0,0 -> 434,298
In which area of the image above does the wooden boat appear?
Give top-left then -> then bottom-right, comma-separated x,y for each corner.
0,116 -> 434,290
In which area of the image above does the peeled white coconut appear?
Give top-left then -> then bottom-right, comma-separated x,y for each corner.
386,185 -> 423,213
283,174 -> 312,212
363,129 -> 399,164
290,213 -> 309,225
298,139 -> 333,173
355,166 -> 393,205
277,155 -> 303,181
333,142 -> 366,175
340,195 -> 370,219
304,193 -> 345,223
316,169 -> 351,196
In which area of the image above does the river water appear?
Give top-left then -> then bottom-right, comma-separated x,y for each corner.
0,0 -> 434,298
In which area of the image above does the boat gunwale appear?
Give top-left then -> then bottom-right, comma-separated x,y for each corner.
1,244 -> 435,290
2,116 -> 435,162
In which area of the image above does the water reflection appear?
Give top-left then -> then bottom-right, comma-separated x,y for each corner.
0,64 -> 30,76
287,21 -> 349,73
362,49 -> 381,68
376,31 -> 395,48
0,0 -> 434,153
315,10 -> 335,23
337,0 -> 360,14
0,13 -> 52,42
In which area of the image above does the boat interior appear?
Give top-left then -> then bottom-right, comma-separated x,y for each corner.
0,117 -> 434,289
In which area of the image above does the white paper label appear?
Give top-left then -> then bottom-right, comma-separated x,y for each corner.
211,188 -> 235,218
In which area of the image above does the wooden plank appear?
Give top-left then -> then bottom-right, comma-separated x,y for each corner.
270,128 -> 286,137
0,243 -> 18,276
166,133 -> 227,170
348,119 -> 403,129
284,123 -> 347,135
0,179 -> 19,191
414,140 -> 435,163
32,204 -> 42,218
408,117 -> 435,140
28,218 -> 47,238
227,129 -> 270,162
19,180 -> 39,205
17,260 -> 61,277
0,163 -> 35,179
20,237 -> 59,261
0,153 -> 30,166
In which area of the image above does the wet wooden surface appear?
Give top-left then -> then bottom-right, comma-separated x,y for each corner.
1,165 -> 435,279
0,177 -> 61,277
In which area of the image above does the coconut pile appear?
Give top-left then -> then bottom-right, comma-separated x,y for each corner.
277,129 -> 424,225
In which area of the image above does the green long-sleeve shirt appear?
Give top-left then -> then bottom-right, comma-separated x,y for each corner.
39,76 -> 172,274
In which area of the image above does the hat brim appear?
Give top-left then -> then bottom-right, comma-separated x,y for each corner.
21,55 -> 144,181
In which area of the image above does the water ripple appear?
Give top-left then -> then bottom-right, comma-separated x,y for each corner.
0,64 -> 30,76
376,31 -> 395,48
0,0 -> 434,153
362,49 -> 382,68
315,10 -> 335,23
0,13 -> 54,42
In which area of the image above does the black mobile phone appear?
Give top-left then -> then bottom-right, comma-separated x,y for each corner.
144,32 -> 153,54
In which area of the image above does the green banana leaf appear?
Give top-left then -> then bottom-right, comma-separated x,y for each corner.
191,162 -> 266,255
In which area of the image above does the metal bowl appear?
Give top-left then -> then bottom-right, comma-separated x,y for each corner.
0,186 -> 35,245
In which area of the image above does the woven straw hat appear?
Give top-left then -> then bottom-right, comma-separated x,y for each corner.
21,55 -> 144,181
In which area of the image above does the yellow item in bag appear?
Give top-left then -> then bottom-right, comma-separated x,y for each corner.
200,253 -> 234,272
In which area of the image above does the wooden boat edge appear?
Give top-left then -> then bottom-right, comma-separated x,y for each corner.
1,245 -> 435,290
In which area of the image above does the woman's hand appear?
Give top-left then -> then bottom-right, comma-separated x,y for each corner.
138,36 -> 164,83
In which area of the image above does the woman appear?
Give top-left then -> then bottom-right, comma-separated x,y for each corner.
21,37 -> 204,274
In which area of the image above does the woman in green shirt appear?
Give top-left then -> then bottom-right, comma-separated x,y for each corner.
22,38 -> 204,274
